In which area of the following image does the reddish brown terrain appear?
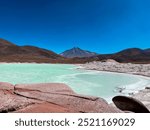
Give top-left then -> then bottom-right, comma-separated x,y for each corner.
94,48 -> 150,64
0,38 -> 66,63
0,82 -> 120,113
0,38 -> 150,63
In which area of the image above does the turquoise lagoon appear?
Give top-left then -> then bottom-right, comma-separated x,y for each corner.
0,63 -> 150,102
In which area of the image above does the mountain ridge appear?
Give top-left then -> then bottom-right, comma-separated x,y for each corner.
0,38 -> 65,63
93,48 -> 150,63
0,38 -> 150,63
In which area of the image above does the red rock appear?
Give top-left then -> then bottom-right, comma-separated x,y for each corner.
14,83 -> 120,113
15,102 -> 74,113
0,82 -> 14,90
15,83 -> 75,94
0,89 -> 40,112
0,82 -> 122,113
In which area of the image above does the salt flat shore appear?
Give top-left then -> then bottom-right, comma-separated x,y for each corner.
78,60 -> 150,110
79,60 -> 150,77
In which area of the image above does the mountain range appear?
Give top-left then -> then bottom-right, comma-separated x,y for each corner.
94,48 -> 150,63
0,38 -> 150,63
0,38 -> 65,63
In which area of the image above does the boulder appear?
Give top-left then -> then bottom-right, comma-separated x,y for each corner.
145,87 -> 150,89
0,82 -> 121,113
112,96 -> 149,113
14,83 -> 120,113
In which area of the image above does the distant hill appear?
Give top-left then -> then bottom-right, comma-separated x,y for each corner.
94,48 -> 150,63
144,48 -> 150,53
60,47 -> 97,58
0,38 -> 16,46
0,38 -> 150,64
0,38 -> 65,63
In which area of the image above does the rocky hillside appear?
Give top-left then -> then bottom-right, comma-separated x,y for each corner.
0,38 -> 65,63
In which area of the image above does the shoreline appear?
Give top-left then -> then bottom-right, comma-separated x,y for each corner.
78,66 -> 150,101
77,65 -> 150,79
77,60 -> 150,80
77,63 -> 150,89
78,61 -> 150,110
1,62 -> 150,88
77,61 -> 150,90
1,62 -> 150,94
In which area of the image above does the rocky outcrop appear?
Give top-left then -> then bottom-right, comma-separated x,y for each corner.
0,83 -> 39,113
0,82 -> 120,113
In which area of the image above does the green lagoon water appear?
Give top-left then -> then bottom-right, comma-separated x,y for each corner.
0,63 -> 150,102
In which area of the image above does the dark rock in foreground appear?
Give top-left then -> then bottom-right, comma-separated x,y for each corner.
112,96 -> 150,113
0,82 -> 120,113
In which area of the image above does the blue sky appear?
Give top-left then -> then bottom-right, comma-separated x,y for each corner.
0,0 -> 150,54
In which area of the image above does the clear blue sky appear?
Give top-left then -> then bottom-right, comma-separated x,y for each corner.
0,0 -> 150,54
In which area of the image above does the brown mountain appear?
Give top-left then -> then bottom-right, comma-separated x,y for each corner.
0,38 -> 65,63
0,38 -> 16,46
144,48 -> 150,53
94,48 -> 150,63
0,38 -> 150,64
